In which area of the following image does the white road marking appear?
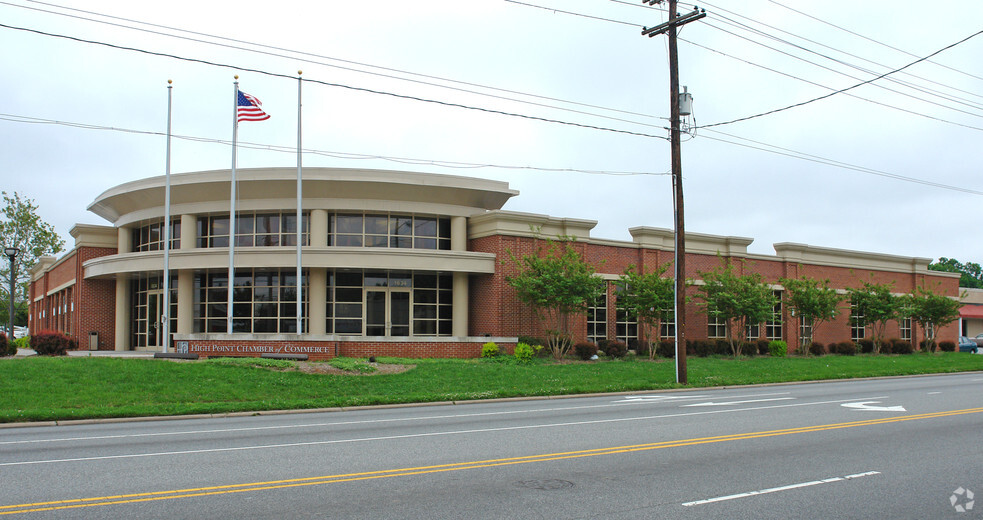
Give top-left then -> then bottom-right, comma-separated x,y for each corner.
617,395 -> 709,403
682,471 -> 881,506
841,401 -> 906,412
928,392 -> 942,395
615,391 -> 789,404
682,397 -> 796,407
0,393 -> 784,447
0,396 -> 890,467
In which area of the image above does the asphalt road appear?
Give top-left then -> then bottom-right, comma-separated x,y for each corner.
2,373 -> 982,519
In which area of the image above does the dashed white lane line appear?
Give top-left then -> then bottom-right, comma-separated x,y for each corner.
682,471 -> 881,507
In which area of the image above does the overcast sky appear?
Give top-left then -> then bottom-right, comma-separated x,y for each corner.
1,0 -> 981,263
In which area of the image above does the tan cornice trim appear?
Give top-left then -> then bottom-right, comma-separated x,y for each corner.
46,279 -> 76,296
82,247 -> 498,278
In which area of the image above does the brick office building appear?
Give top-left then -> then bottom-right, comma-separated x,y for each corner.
29,167 -> 960,359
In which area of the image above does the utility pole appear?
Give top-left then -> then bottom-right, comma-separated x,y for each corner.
641,0 -> 705,385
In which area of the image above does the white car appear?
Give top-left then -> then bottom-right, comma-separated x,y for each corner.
11,326 -> 27,339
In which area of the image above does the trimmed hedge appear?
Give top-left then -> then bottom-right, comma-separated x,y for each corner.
0,333 -> 14,357
573,342 -> 598,361
30,331 -> 77,356
808,342 -> 826,356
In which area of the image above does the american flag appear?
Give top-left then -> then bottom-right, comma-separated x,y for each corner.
237,90 -> 270,122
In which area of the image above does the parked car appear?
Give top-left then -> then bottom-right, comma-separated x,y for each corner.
958,336 -> 978,353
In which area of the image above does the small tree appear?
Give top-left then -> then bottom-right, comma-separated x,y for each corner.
614,263 -> 675,359
901,286 -> 963,353
506,238 -> 606,360
846,281 -> 898,354
696,261 -> 777,356
780,276 -> 843,353
0,192 -> 65,321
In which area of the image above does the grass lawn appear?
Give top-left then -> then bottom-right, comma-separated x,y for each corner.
0,353 -> 981,423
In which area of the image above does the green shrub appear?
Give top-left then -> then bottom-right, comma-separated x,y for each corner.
30,331 -> 76,356
657,340 -> 675,358
755,340 -> 770,356
768,340 -> 787,357
889,338 -> 913,355
939,341 -> 956,352
603,340 -> 628,359
832,341 -> 857,356
857,339 -> 875,354
12,336 -> 29,351
481,342 -> 500,358
688,340 -> 711,357
808,342 -> 826,356
573,342 -> 598,361
0,333 -> 13,357
513,342 -> 541,363
714,339 -> 731,356
742,342 -> 757,357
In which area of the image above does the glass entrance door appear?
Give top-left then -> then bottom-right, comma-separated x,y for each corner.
146,290 -> 163,348
365,289 -> 410,336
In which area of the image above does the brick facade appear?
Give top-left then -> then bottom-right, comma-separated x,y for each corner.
469,233 -> 960,352
27,169 -> 962,359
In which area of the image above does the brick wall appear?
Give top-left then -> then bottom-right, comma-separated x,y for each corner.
183,338 -> 517,361
28,246 -> 117,351
469,234 -> 960,350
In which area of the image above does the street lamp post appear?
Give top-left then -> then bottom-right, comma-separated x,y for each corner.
4,246 -> 19,340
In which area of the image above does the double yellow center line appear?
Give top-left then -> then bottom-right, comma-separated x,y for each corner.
3,406 -> 982,515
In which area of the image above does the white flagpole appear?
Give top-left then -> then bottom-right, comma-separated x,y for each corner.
296,71 -> 303,335
162,79 -> 173,352
228,77 -> 239,335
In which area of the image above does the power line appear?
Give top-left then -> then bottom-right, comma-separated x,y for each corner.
0,22 -> 670,141
699,128 -> 983,196
697,0 -> 983,106
612,0 -> 983,120
697,20 -> 983,121
680,37 -> 983,133
0,112 -> 669,177
503,0 -> 639,27
767,0 -> 983,83
700,12 -> 983,114
515,0 -> 983,132
698,28 -> 983,129
2,0 -> 664,128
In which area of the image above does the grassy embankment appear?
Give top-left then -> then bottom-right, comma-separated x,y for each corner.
1,353 -> 981,423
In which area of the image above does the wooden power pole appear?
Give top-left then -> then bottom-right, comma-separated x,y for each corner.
641,0 -> 705,384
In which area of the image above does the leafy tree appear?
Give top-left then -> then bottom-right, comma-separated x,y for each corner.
615,263 -> 675,359
899,286 -> 963,353
779,276 -> 843,353
928,257 -> 983,289
696,261 -> 777,357
0,192 -> 65,319
506,238 -> 606,360
846,281 -> 898,354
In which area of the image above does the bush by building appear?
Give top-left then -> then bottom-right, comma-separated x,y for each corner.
573,342 -> 598,361
30,331 -> 76,356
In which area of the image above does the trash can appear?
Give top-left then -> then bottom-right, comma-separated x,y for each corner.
89,332 -> 98,351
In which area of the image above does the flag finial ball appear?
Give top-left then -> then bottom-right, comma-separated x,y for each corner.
168,79 -> 172,85
298,70 -> 303,75
234,75 -> 239,80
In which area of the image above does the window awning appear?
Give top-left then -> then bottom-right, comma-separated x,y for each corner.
960,305 -> 983,319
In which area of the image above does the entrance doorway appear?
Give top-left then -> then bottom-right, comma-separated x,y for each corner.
145,290 -> 164,348
365,289 -> 410,336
